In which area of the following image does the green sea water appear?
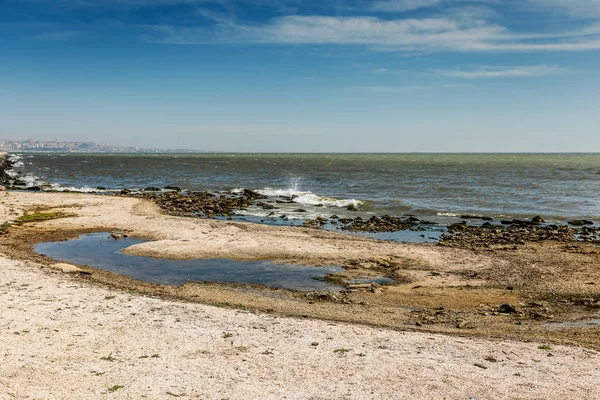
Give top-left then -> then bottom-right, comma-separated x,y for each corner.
11,153 -> 600,224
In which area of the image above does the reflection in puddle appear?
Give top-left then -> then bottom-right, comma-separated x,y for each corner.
34,233 -> 344,292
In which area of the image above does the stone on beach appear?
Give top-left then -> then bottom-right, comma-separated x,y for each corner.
50,263 -> 86,274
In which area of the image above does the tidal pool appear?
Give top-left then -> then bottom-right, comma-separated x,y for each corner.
34,232 -> 344,291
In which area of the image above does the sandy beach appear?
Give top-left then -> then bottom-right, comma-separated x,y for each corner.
1,191 -> 600,398
3,256 -> 600,399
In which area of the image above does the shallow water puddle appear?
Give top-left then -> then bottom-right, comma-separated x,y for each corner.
34,233 -> 344,291
543,313 -> 600,329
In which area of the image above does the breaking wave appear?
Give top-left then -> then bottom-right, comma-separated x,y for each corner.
238,186 -> 363,208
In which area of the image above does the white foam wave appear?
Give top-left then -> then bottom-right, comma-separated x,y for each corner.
437,212 -> 461,217
255,187 -> 363,208
50,184 -> 103,193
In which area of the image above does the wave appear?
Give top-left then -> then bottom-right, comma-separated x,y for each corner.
251,187 -> 363,208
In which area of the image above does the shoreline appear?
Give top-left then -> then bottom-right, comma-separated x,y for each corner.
0,191 -> 599,346
1,189 -> 600,397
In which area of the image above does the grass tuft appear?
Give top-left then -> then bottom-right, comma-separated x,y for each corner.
14,212 -> 68,225
333,348 -> 350,354
107,385 -> 124,393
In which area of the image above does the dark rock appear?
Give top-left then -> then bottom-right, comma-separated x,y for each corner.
531,216 -> 545,224
144,187 -> 161,192
498,304 -> 516,314
294,209 -> 307,213
96,186 -> 107,190
164,186 -> 181,191
347,205 -> 358,211
243,188 -> 266,200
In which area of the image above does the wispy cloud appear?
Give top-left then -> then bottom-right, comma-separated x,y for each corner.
436,65 -> 564,78
152,14 -> 600,52
351,85 -> 430,92
370,68 -> 405,74
372,0 -> 441,13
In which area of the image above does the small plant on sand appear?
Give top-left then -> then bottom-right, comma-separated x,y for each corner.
538,345 -> 552,351
14,211 -> 67,225
222,332 -> 233,339
333,348 -> 350,354
0,221 -> 11,233
107,385 -> 124,393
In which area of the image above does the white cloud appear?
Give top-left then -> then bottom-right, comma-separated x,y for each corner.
372,0 -> 441,12
154,14 -> 600,52
351,85 -> 430,92
437,65 -> 563,78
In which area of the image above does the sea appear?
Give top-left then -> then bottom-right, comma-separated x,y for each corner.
6,153 -> 600,241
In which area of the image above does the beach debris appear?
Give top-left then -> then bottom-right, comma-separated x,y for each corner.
50,263 -> 88,274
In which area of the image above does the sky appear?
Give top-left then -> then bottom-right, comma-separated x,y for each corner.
1,0 -> 600,152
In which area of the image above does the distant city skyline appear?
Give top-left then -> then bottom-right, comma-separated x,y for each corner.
1,0 -> 600,152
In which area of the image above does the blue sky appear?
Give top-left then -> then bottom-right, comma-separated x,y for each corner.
1,0 -> 599,152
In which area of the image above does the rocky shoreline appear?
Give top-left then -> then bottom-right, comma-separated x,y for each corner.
1,153 -> 598,248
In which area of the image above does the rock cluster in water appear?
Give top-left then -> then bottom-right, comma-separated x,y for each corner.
122,188 -> 266,217
302,215 -> 431,232
440,216 -> 599,247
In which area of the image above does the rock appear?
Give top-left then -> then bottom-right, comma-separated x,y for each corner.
498,303 -> 516,314
144,187 -> 161,192
243,189 -> 266,199
294,209 -> 307,213
569,220 -> 593,226
50,263 -> 86,274
311,342 -> 319,346
96,186 -> 107,190
346,205 -> 358,211
457,320 -> 475,329
0,185 -> 6,191
531,216 -> 545,224
164,186 -> 181,191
